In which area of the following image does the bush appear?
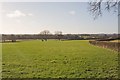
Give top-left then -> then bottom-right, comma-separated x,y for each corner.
89,40 -> 120,51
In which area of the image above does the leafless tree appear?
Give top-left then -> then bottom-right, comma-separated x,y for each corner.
88,0 -> 119,19
40,30 -> 50,41
55,31 -> 63,40
11,34 -> 16,42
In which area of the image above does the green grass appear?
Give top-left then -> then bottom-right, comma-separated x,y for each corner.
2,40 -> 118,78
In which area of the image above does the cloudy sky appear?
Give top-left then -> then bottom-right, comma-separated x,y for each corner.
0,2 -> 118,34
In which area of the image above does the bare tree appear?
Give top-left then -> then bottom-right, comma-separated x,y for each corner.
55,31 -> 63,40
40,30 -> 50,41
89,0 -> 119,19
11,34 -> 16,42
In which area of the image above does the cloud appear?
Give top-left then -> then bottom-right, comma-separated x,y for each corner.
16,19 -> 21,23
69,10 -> 76,15
6,10 -> 33,18
6,10 -> 26,18
28,13 -> 33,16
0,10 -> 6,13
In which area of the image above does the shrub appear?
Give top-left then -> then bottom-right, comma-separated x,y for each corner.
89,40 -> 120,51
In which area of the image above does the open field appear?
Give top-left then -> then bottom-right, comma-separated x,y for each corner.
2,40 -> 118,78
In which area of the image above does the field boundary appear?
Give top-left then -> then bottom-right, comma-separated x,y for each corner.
89,40 -> 120,52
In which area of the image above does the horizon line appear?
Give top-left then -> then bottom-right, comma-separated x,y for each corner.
1,32 -> 118,35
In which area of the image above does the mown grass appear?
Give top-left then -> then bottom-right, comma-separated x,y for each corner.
2,40 -> 118,78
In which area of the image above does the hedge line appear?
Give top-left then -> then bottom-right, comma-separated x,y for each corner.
89,40 -> 120,52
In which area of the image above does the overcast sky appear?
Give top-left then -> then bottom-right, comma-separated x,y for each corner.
0,2 -> 118,34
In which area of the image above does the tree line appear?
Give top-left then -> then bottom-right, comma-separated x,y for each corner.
0,30 -> 119,42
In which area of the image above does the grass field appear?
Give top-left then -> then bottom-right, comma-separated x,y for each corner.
2,40 -> 118,78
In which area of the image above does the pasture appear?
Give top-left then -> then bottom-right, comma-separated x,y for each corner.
2,40 -> 118,78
